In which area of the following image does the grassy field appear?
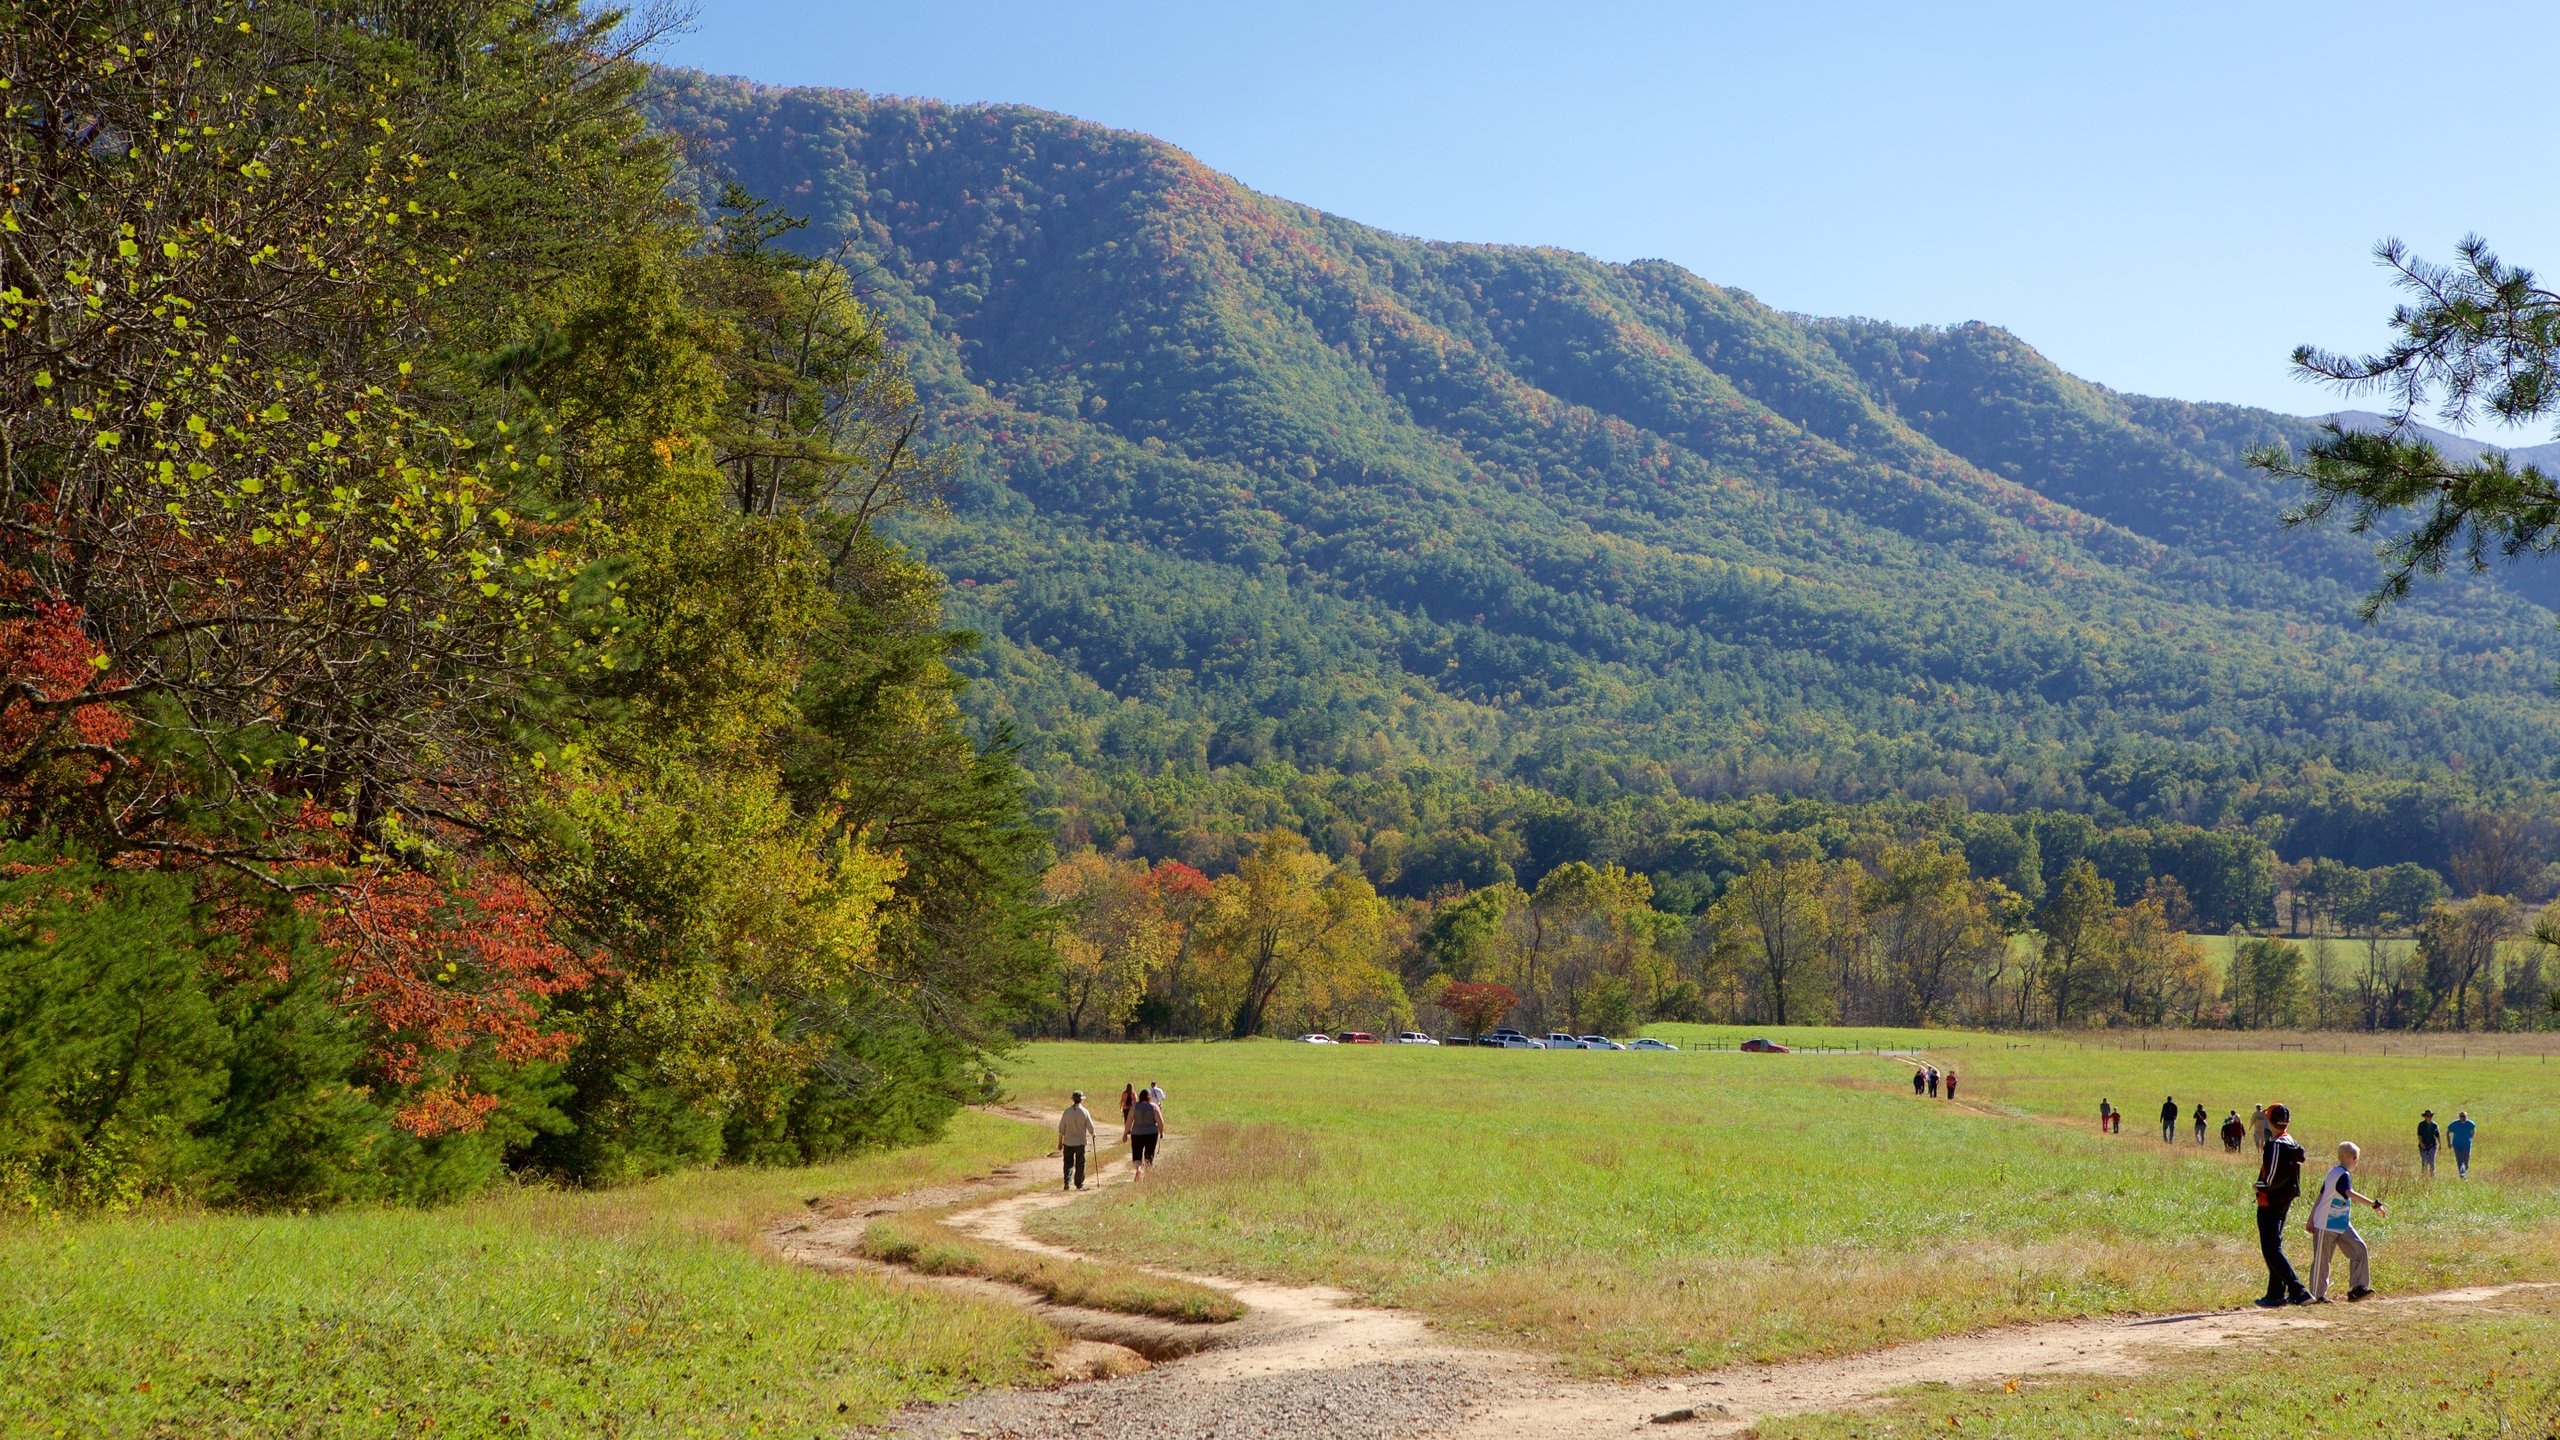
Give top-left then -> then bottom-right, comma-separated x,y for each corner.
0,1110 -> 1055,1440
1760,1287 -> 2560,1438
1012,1033 -> 2560,1376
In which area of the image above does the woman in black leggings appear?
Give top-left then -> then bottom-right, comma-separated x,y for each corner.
1128,1092 -> 1165,1176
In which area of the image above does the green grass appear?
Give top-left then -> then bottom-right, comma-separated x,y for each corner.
0,1110 -> 1057,1439
1009,1036 -> 2560,1377
860,1203 -> 1245,1322
1759,1288 -> 2560,1438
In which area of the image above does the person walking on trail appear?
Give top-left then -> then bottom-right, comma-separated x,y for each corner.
2254,1102 -> 2312,1308
2448,1111 -> 2477,1179
2248,1104 -> 2271,1152
1944,1069 -> 1959,1102
2100,1097 -> 2115,1133
1120,1083 -> 1136,1136
1056,1091 -> 1098,1192
2193,1103 -> 2209,1145
1927,1066 -> 1940,1098
2160,1095 -> 2180,1143
1913,1067 -> 1926,1096
2306,1140 -> 2386,1303
1128,1090 -> 1165,1178
1147,1081 -> 1165,1104
2417,1110 -> 2440,1178
2222,1110 -> 2246,1152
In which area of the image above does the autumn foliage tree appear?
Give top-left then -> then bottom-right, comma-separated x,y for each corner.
0,1 -> 1049,1205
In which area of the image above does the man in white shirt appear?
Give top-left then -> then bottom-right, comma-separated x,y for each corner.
1146,1081 -> 1164,1104
1056,1090 -> 1098,1191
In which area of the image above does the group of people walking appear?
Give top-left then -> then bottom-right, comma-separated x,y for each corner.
1052,1081 -> 1168,1190
2100,1094 -> 2244,1147
1910,1064 -> 1957,1099
2087,1091 -> 2487,1307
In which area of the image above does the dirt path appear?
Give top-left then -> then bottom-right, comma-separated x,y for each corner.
783,1105 -> 2550,1439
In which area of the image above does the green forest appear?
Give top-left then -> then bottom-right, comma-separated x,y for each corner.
645,76 -> 2560,896
0,3 -> 1046,1211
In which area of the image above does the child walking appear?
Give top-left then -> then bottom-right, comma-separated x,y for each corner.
2306,1140 -> 2386,1302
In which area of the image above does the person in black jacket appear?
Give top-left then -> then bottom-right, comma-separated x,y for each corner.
2160,1095 -> 2180,1143
2254,1102 -> 2311,1307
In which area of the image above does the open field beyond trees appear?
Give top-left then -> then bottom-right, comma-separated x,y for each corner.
1015,1032 -> 2560,1376
0,1112 -> 1054,1440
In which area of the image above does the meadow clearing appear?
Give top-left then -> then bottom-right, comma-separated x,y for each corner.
1016,1030 -> 2560,1376
0,1110 -> 1056,1440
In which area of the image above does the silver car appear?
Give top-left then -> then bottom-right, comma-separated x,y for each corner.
1493,1035 -> 1546,1049
1579,1036 -> 1626,1050
1543,1032 -> 1585,1050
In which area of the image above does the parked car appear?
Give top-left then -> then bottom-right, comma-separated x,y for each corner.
1297,1033 -> 1335,1044
1475,1035 -> 1509,1047
1627,1037 -> 1678,1052
1336,1031 -> 1380,1044
1441,1034 -> 1475,1047
1493,1035 -> 1546,1049
1542,1032 -> 1585,1050
1739,1037 -> 1791,1053
1579,1036 -> 1626,1050
1394,1031 -> 1439,1045
1490,1027 -> 1526,1040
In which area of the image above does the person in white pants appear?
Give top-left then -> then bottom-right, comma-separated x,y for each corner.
2307,1140 -> 2387,1302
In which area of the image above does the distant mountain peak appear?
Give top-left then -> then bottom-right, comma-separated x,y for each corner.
644,70 -> 2560,812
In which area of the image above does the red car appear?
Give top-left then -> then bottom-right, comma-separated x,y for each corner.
1335,1031 -> 1380,1044
1739,1037 -> 1791,1053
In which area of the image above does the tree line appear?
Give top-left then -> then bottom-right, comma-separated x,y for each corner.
1035,829 -> 2559,1041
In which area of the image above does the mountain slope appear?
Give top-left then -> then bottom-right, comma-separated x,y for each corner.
644,73 -> 2560,828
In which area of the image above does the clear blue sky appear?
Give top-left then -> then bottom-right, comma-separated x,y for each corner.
657,2 -> 2558,433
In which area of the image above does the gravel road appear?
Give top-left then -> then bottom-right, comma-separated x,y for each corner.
880,1358 -> 1485,1440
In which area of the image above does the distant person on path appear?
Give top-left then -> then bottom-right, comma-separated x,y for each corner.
1944,1070 -> 1959,1101
2448,1111 -> 2476,1178
2193,1103 -> 2209,1145
2254,1102 -> 2311,1308
1147,1081 -> 1165,1104
1056,1091 -> 1097,1192
1928,1066 -> 1940,1098
2249,1104 -> 2270,1152
2221,1111 -> 2246,1152
1128,1090 -> 1165,1178
1120,1083 -> 1136,1135
2160,1095 -> 2180,1143
2306,1140 -> 2386,1303
2100,1098 -> 2115,1133
2417,1110 -> 2440,1178
1914,1067 -> 1927,1096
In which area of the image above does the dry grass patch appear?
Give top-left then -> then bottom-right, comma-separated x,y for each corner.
861,1203 -> 1245,1324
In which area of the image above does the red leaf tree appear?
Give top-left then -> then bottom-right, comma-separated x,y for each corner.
1439,981 -> 1520,1037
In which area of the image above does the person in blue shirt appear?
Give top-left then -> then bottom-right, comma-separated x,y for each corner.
2447,1111 -> 2477,1179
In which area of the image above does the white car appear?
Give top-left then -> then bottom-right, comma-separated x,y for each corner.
1627,1037 -> 1678,1052
1543,1032 -> 1585,1050
1492,1035 -> 1546,1049
1393,1031 -> 1439,1045
1579,1036 -> 1626,1050
1296,1033 -> 1336,1044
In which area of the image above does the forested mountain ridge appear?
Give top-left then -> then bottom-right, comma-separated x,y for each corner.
644,72 -> 2560,874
